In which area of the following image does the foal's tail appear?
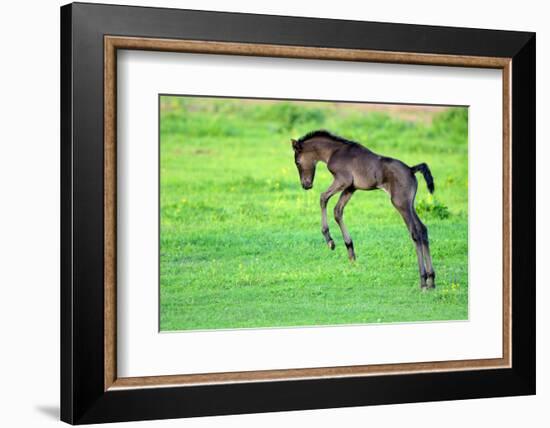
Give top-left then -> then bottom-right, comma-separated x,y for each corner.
411,163 -> 435,194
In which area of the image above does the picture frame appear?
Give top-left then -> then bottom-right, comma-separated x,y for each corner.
60,2 -> 535,424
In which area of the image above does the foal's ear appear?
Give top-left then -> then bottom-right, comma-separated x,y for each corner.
291,139 -> 302,151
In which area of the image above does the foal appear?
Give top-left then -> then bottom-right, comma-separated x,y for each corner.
291,130 -> 436,289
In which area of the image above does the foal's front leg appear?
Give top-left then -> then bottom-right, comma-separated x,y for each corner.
334,188 -> 356,261
320,181 -> 345,250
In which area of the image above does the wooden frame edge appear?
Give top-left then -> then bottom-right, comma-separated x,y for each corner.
104,36 -> 117,390
502,61 -> 512,369
106,35 -> 510,68
110,357 -> 508,390
103,35 -> 512,391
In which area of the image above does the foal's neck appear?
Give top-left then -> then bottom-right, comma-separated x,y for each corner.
306,137 -> 345,163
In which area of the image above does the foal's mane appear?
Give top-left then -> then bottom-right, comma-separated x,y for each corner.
296,130 -> 358,146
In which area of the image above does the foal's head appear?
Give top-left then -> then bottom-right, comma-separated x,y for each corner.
291,138 -> 317,190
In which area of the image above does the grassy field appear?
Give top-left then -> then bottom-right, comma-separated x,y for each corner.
159,96 -> 468,331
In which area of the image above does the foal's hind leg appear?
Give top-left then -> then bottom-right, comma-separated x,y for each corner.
391,192 -> 429,289
334,188 -> 356,261
412,210 -> 436,288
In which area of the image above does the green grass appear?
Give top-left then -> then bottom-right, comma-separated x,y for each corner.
160,97 -> 468,331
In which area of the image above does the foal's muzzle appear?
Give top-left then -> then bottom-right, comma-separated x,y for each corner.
302,182 -> 313,190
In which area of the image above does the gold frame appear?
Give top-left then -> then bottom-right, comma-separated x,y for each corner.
104,35 -> 512,391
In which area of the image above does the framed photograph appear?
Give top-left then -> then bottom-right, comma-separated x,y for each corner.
60,2 -> 535,424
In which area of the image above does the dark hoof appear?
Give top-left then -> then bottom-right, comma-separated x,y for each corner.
420,273 -> 436,290
345,242 -> 355,261
328,240 -> 335,250
426,276 -> 436,289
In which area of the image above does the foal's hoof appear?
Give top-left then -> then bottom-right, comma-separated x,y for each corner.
420,274 -> 436,291
327,240 -> 335,250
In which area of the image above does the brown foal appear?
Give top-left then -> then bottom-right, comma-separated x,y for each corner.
291,130 -> 436,290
